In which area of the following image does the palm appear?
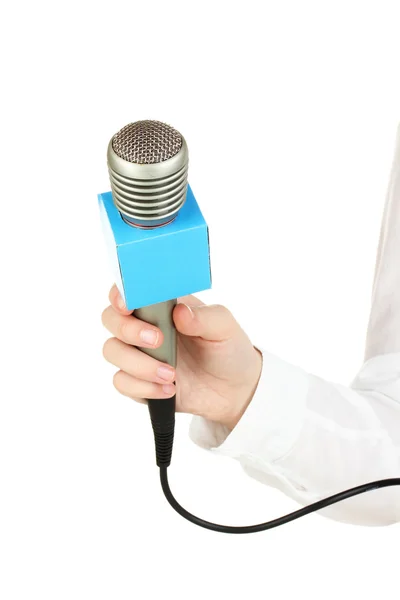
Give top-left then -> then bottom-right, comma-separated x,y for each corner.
174,317 -> 260,426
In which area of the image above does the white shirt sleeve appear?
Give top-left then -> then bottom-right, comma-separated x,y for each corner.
189,125 -> 400,526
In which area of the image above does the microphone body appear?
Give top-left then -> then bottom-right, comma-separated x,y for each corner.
98,121 -> 211,466
136,300 -> 177,467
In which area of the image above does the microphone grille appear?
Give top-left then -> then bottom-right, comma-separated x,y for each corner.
112,120 -> 183,165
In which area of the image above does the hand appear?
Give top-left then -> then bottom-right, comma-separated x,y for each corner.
101,285 -> 262,430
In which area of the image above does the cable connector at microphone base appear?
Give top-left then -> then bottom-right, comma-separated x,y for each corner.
148,397 -> 176,467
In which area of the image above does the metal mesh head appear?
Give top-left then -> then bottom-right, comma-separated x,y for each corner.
112,120 -> 183,164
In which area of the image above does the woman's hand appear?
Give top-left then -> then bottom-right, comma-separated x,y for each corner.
101,285 -> 262,430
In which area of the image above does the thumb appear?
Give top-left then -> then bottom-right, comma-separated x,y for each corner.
173,303 -> 240,341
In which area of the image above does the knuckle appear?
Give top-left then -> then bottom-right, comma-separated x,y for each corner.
145,387 -> 156,399
112,370 -> 123,391
117,319 -> 131,342
214,303 -> 232,318
212,303 -> 225,311
150,384 -> 165,398
101,306 -> 111,327
102,337 -> 116,360
112,371 -> 145,403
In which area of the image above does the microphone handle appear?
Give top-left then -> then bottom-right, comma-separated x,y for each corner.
135,300 -> 177,467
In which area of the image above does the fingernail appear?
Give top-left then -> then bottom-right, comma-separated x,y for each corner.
162,384 -> 175,395
182,304 -> 194,319
116,294 -> 125,310
140,329 -> 159,346
157,365 -> 175,382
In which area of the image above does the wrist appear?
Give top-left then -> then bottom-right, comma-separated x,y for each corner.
220,347 -> 263,431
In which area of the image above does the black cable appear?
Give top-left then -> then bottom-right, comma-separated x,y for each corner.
159,468 -> 400,534
149,395 -> 400,534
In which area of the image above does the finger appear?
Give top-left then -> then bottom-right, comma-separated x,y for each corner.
109,284 -> 133,316
173,303 -> 240,341
112,370 -> 176,400
101,305 -> 163,348
103,338 -> 175,384
177,294 -> 205,308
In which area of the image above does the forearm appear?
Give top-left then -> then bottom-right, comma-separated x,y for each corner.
190,350 -> 400,525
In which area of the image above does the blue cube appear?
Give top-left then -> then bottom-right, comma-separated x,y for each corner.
98,185 -> 212,310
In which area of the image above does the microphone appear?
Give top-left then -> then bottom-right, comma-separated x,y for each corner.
99,120 -> 211,467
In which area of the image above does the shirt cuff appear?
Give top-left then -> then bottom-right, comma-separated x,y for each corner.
189,348 -> 310,463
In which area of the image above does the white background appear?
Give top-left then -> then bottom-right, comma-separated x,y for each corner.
1,1 -> 399,598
